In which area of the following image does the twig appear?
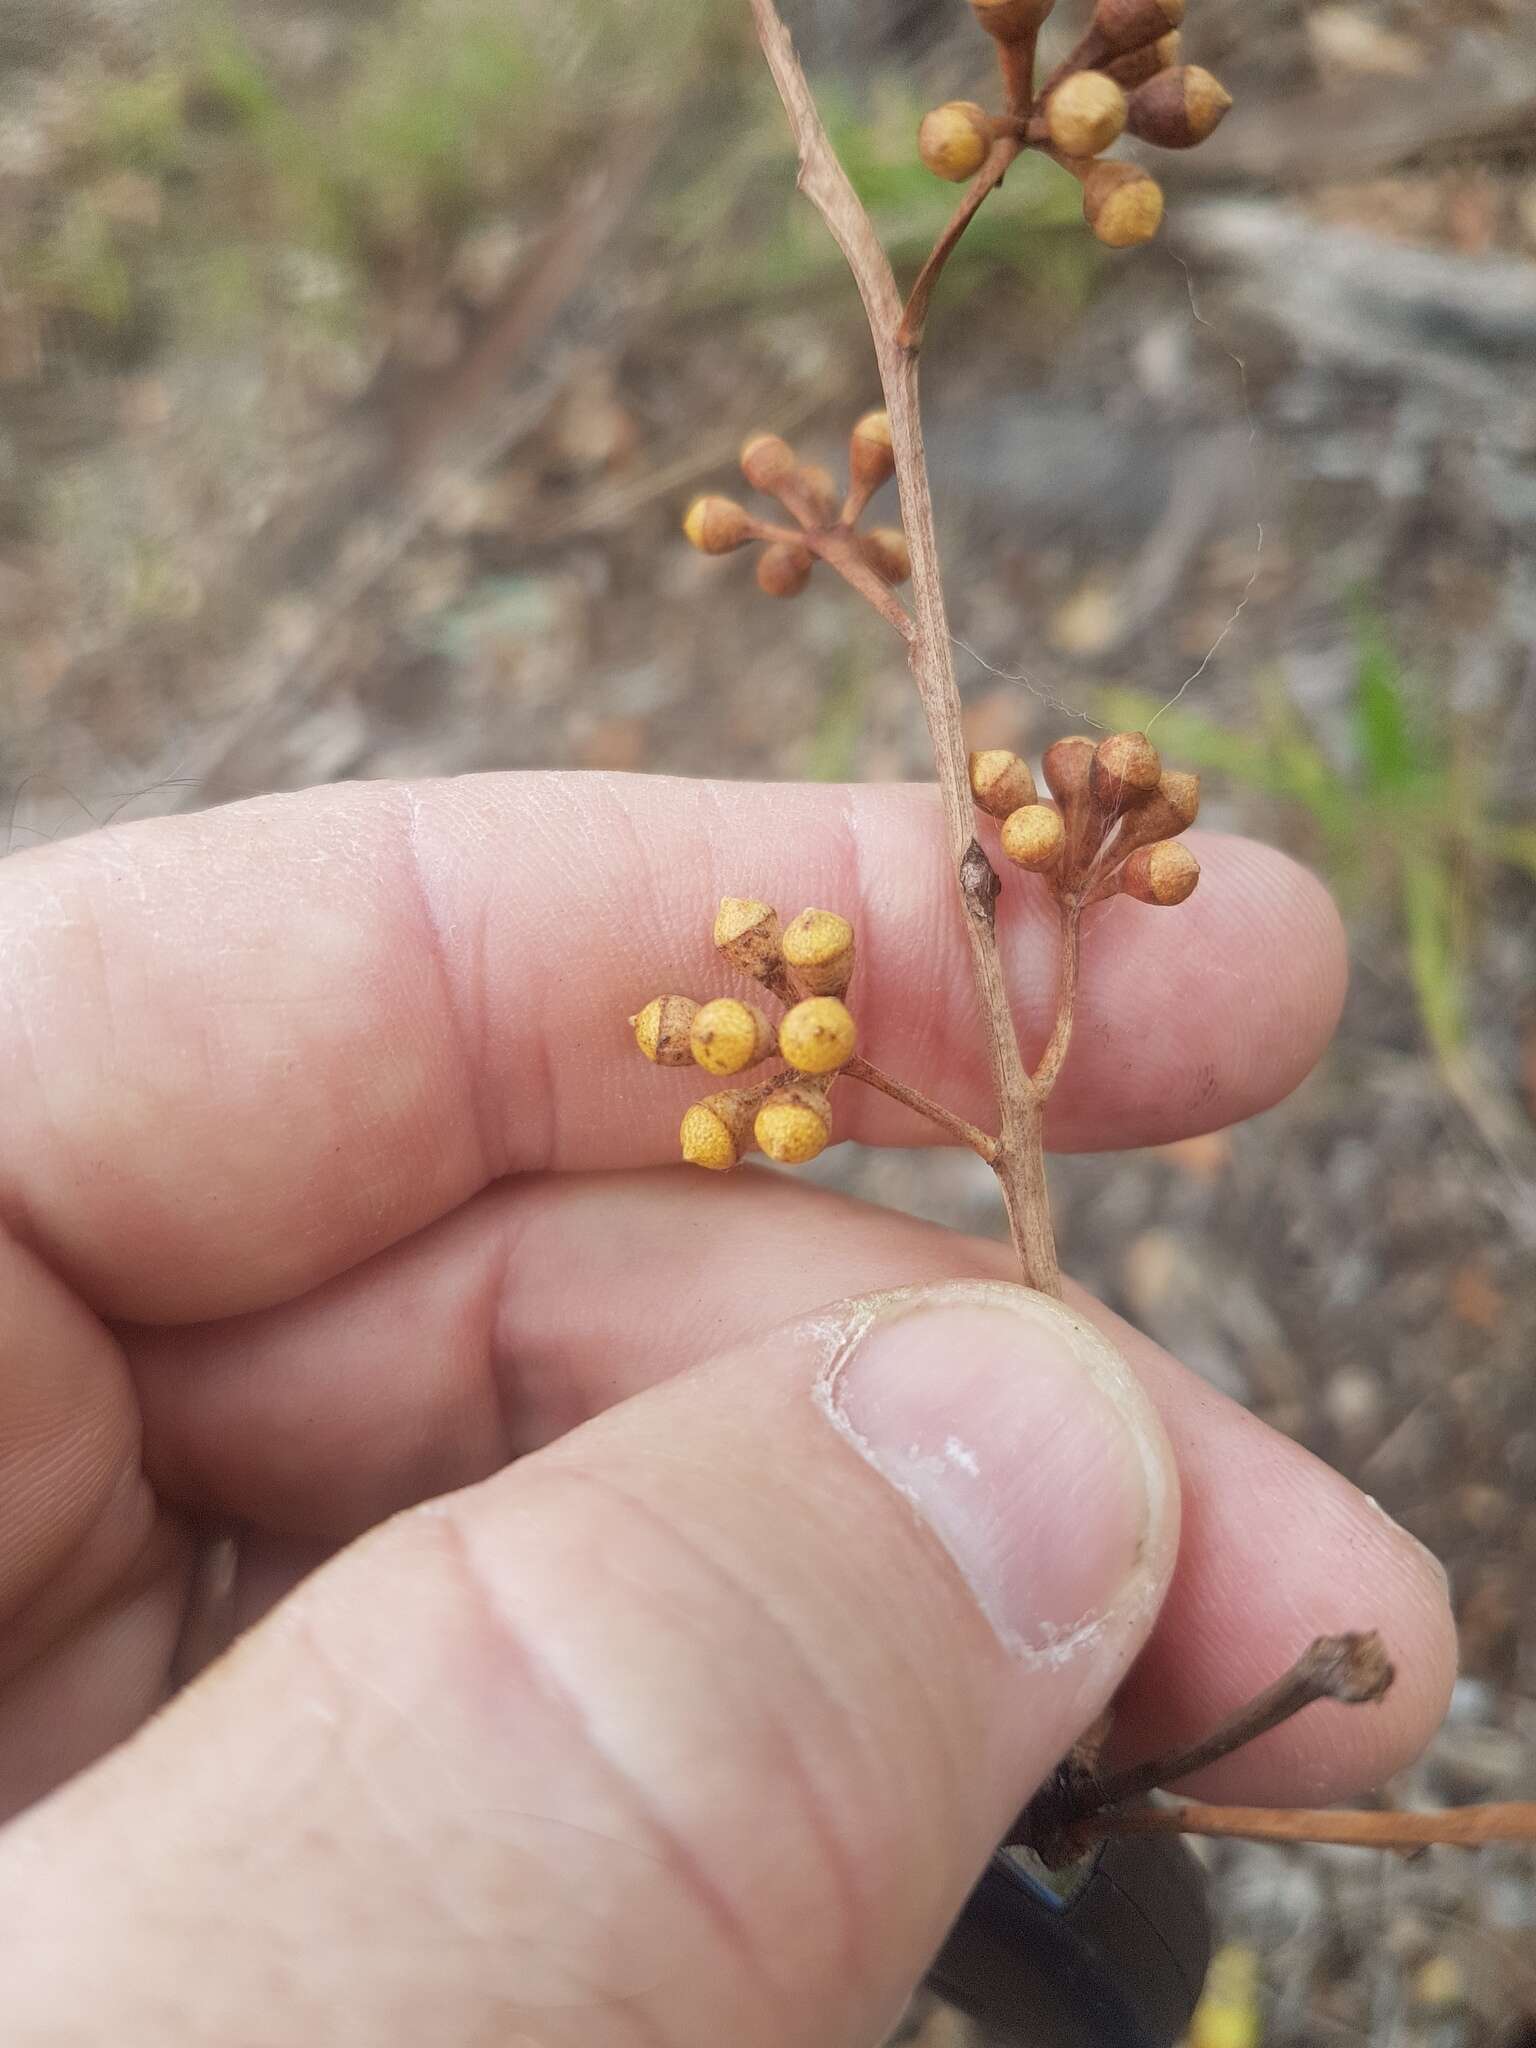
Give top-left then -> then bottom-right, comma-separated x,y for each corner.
1085,1802 -> 1536,1851
749,0 -> 1060,1297
844,1056 -> 999,1162
1089,1633 -> 1395,1814
814,532 -> 915,639
1030,902 -> 1081,1099
898,138 -> 1023,353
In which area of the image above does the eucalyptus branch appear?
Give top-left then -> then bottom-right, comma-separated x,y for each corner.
899,137 -> 1022,352
1090,1632 -> 1395,1813
1013,1631 -> 1536,1864
749,0 -> 1059,1292
661,3 -> 1220,1294
1085,1802 -> 1536,1852
844,1056 -> 999,1162
629,0 -> 1536,1919
1031,902 -> 1081,1098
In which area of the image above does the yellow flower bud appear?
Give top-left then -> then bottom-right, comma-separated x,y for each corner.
756,542 -> 814,598
1000,803 -> 1066,870
849,409 -> 895,494
754,1081 -> 832,1165
680,1090 -> 757,1172
1045,73 -> 1128,159
1121,838 -> 1199,905
713,896 -> 783,984
1081,161 -> 1165,248
778,995 -> 856,1074
1090,730 -> 1162,812
1092,0 -> 1184,57
630,994 -> 698,1066
1127,65 -> 1232,149
782,908 -> 856,998
969,748 -> 1038,819
859,527 -> 911,585
918,102 -> 992,183
683,495 -> 754,554
690,996 -> 774,1076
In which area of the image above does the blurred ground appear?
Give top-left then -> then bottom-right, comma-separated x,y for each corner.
2,0 -> 1535,2040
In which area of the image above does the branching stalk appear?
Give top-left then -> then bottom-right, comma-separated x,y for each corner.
899,137 -> 1022,353
844,1056 -> 999,1162
1031,902 -> 1081,1099
749,0 -> 1061,1296
1089,1632 -> 1395,1815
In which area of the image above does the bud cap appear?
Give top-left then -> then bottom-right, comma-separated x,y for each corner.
690,997 -> 773,1077
755,1081 -> 832,1165
1046,72 -> 1128,159
681,1091 -> 758,1172
1081,161 -> 1165,248
969,749 -> 1038,819
1121,839 -> 1200,905
779,996 -> 857,1075
714,897 -> 783,984
1127,64 -> 1232,148
1091,731 -> 1162,811
1000,803 -> 1066,871
782,908 -> 856,998
918,101 -> 992,183
1042,734 -> 1097,805
631,994 -> 699,1066
740,433 -> 797,494
683,495 -> 753,554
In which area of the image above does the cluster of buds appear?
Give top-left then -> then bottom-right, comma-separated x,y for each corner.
969,728 -> 1201,905
630,899 -> 861,1171
919,0 -> 1231,249
682,410 -> 910,599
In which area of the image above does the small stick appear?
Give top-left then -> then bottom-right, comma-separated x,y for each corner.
997,27 -> 1040,115
744,513 -> 914,639
1087,1632 -> 1396,1815
814,530 -> 915,640
898,137 -> 1022,354
749,0 -> 1060,1296
844,1056 -> 999,1161
1085,1802 -> 1536,1851
1030,902 -> 1082,1099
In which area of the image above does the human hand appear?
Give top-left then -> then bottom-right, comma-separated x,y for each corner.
0,773 -> 1453,2046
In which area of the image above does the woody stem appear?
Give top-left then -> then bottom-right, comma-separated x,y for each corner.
843,1057 -> 998,1162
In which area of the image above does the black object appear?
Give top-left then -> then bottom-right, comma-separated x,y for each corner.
924,1836 -> 1211,2047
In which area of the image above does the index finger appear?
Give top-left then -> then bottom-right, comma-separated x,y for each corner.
0,772 -> 1344,1321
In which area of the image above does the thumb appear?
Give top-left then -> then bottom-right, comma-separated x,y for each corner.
0,1281 -> 1179,2048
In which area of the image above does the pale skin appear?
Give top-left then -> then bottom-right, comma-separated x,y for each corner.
0,771 -> 1455,2045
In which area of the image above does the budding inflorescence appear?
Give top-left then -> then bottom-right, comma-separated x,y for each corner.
682,410 -> 910,606
968,728 -> 1201,909
916,0 -> 1229,251
630,896 -> 862,1173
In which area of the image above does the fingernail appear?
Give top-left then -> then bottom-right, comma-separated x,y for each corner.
816,1282 -> 1176,1661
